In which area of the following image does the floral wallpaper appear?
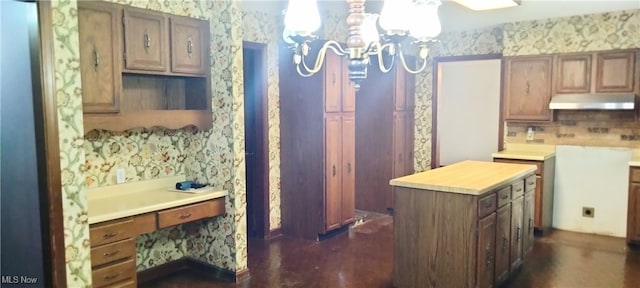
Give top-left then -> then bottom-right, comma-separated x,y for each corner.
51,0 -> 91,286
242,10 -> 282,231
503,9 -> 640,56
52,0 -> 247,286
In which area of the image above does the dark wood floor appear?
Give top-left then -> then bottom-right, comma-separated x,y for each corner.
141,213 -> 640,288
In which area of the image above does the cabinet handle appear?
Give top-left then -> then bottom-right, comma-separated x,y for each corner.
103,250 -> 119,257
92,47 -> 99,71
516,188 -> 523,193
483,201 -> 493,209
527,181 -> 535,186
347,162 -> 351,174
103,231 -> 118,239
104,273 -> 120,281
187,37 -> 193,56
332,165 -> 336,177
516,226 -> 521,241
529,218 -> 534,232
179,212 -> 192,219
143,31 -> 151,50
502,236 -> 508,252
500,193 -> 509,200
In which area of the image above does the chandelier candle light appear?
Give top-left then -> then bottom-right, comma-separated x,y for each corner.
282,0 -> 442,90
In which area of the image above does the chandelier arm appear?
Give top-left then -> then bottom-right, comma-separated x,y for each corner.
299,40 -> 347,75
373,43 -> 395,73
398,48 -> 428,74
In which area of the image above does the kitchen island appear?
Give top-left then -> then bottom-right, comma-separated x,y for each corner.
390,160 -> 536,288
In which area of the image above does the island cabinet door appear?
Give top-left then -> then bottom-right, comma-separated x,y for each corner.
511,196 -> 524,270
523,191 -> 535,256
494,204 -> 511,285
477,212 -> 496,288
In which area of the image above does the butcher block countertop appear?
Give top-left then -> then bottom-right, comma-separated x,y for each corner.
87,176 -> 227,224
491,143 -> 556,161
390,160 -> 536,195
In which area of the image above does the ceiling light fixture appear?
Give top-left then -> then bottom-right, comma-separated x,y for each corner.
451,0 -> 521,11
282,0 -> 442,90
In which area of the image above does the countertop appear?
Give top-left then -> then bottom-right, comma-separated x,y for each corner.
389,160 -> 537,195
631,149 -> 640,167
491,143 -> 556,161
88,176 -> 227,224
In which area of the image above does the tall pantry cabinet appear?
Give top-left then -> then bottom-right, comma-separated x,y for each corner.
355,57 -> 415,214
279,45 -> 356,240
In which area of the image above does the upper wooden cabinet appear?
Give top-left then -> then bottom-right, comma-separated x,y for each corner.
555,50 -> 637,94
80,2 -> 212,132
324,53 -> 355,113
170,16 -> 210,75
78,2 -> 122,114
123,8 -> 169,72
504,56 -> 553,122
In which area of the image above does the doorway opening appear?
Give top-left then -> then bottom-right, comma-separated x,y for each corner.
243,42 -> 269,239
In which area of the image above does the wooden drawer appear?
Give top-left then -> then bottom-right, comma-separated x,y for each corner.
108,280 -> 136,288
157,198 -> 225,229
525,175 -> 536,192
511,179 -> 525,199
478,193 -> 497,218
494,159 -> 543,175
92,258 -> 136,288
90,238 -> 135,267
90,218 -> 134,247
632,168 -> 640,183
497,186 -> 511,208
133,213 -> 157,236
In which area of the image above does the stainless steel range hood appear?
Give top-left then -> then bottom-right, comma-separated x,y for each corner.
548,93 -> 636,110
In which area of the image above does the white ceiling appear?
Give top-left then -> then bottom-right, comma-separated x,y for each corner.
240,0 -> 640,32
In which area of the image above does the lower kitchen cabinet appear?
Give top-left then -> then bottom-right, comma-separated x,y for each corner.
495,204 -> 511,285
627,167 -> 640,244
478,212 -> 497,288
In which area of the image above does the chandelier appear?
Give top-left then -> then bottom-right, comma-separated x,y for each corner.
282,0 -> 442,90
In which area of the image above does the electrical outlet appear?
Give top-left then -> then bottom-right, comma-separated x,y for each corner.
116,168 -> 126,184
582,207 -> 595,218
526,127 -> 535,141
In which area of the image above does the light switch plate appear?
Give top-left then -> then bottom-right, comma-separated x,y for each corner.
116,168 -> 126,184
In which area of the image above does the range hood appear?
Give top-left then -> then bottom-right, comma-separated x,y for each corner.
548,93 -> 636,110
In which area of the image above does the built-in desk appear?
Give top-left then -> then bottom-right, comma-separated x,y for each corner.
87,176 -> 227,288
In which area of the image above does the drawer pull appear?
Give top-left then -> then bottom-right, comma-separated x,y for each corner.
483,201 -> 493,209
516,188 -> 523,192
179,212 -> 192,219
103,250 -> 119,257
104,273 -> 120,281
103,231 -> 118,239
527,181 -> 535,186
500,194 -> 509,200
502,236 -> 508,252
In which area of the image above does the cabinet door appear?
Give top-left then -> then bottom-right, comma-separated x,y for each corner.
477,213 -> 496,288
123,8 -> 168,72
534,176 -> 543,229
392,111 -> 409,178
510,196 -> 524,270
324,53 -> 342,113
170,17 -> 209,75
341,115 -> 355,225
78,2 -> 121,113
523,191 -> 535,256
494,205 -> 511,285
325,115 -> 342,231
628,183 -> 640,243
341,59 -> 356,112
504,57 -> 553,121
394,67 -> 407,111
596,51 -> 636,93
555,54 -> 591,93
